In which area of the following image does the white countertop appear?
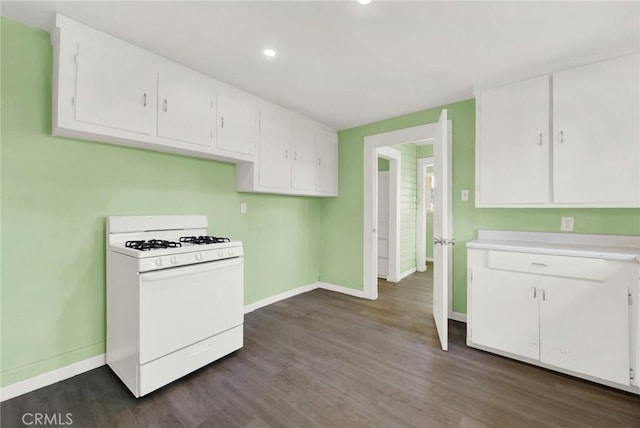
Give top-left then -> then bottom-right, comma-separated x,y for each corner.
466,230 -> 640,262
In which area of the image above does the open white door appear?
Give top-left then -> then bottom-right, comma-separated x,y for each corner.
432,109 -> 451,351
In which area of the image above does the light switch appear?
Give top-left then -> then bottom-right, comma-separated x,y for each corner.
561,216 -> 574,232
240,203 -> 247,214
461,190 -> 469,202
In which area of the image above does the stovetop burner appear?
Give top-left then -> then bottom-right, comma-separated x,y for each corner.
179,236 -> 231,245
125,239 -> 182,251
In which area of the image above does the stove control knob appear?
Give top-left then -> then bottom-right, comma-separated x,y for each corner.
228,249 -> 234,256
155,259 -> 162,267
170,256 -> 177,265
218,250 -> 224,257
196,253 -> 203,261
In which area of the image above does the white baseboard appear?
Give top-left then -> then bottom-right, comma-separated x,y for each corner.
425,257 -> 434,262
0,280 -> 381,402
244,283 -> 319,313
449,311 -> 467,323
0,354 -> 106,402
317,282 -> 372,299
398,267 -> 417,281
386,266 -> 416,283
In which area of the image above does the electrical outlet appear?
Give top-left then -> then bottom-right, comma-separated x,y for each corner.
240,203 -> 247,214
461,190 -> 469,201
560,216 -> 574,232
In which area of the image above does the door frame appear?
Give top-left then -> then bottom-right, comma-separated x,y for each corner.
376,147 -> 401,282
363,122 -> 450,300
417,156 -> 434,272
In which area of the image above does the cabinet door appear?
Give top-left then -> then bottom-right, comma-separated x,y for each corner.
258,108 -> 291,189
291,121 -> 318,191
316,130 -> 338,195
470,268 -> 540,360
75,41 -> 155,135
477,76 -> 550,205
217,94 -> 258,156
539,276 -> 629,385
157,68 -> 216,147
553,54 -> 640,205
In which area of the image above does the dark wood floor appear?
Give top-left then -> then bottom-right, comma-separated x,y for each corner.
3,269 -> 640,427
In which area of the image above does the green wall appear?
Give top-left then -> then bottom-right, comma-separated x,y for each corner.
417,145 -> 433,159
0,19 -> 321,387
377,157 -> 389,172
320,98 -> 640,313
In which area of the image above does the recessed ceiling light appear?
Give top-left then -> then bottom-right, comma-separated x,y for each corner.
357,0 -> 372,5
263,49 -> 277,58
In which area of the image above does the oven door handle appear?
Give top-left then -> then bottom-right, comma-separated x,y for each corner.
140,258 -> 242,282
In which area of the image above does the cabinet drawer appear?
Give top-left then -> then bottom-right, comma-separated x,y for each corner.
487,251 -> 604,281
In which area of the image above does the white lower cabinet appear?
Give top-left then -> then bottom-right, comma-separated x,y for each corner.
539,275 -> 629,385
471,269 -> 540,360
468,247 -> 636,391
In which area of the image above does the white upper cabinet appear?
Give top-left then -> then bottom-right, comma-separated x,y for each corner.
52,15 -> 337,197
475,54 -> 639,207
316,130 -> 338,195
552,54 -> 640,205
157,67 -> 216,147
259,108 -> 292,189
291,121 -> 318,192
75,39 -> 156,136
217,94 -> 259,157
476,75 -> 550,205
236,110 -> 338,196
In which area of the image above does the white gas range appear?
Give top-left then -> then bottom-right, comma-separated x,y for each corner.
106,215 -> 244,397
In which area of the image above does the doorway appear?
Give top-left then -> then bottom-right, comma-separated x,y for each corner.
363,112 -> 452,350
417,157 -> 434,273
376,147 -> 401,281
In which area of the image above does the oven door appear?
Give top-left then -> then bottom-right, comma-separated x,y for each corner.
138,257 -> 243,364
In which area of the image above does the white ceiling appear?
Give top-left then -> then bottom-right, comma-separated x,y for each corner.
3,1 -> 639,130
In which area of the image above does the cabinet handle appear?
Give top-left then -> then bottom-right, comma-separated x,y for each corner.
221,117 -> 224,128
542,289 -> 546,301
142,93 -> 147,107
532,286 -> 537,299
163,99 -> 168,112
318,157 -> 322,166
531,262 -> 548,267
284,150 -> 288,159
538,133 -> 542,146
560,130 -> 564,144
294,151 -> 297,160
